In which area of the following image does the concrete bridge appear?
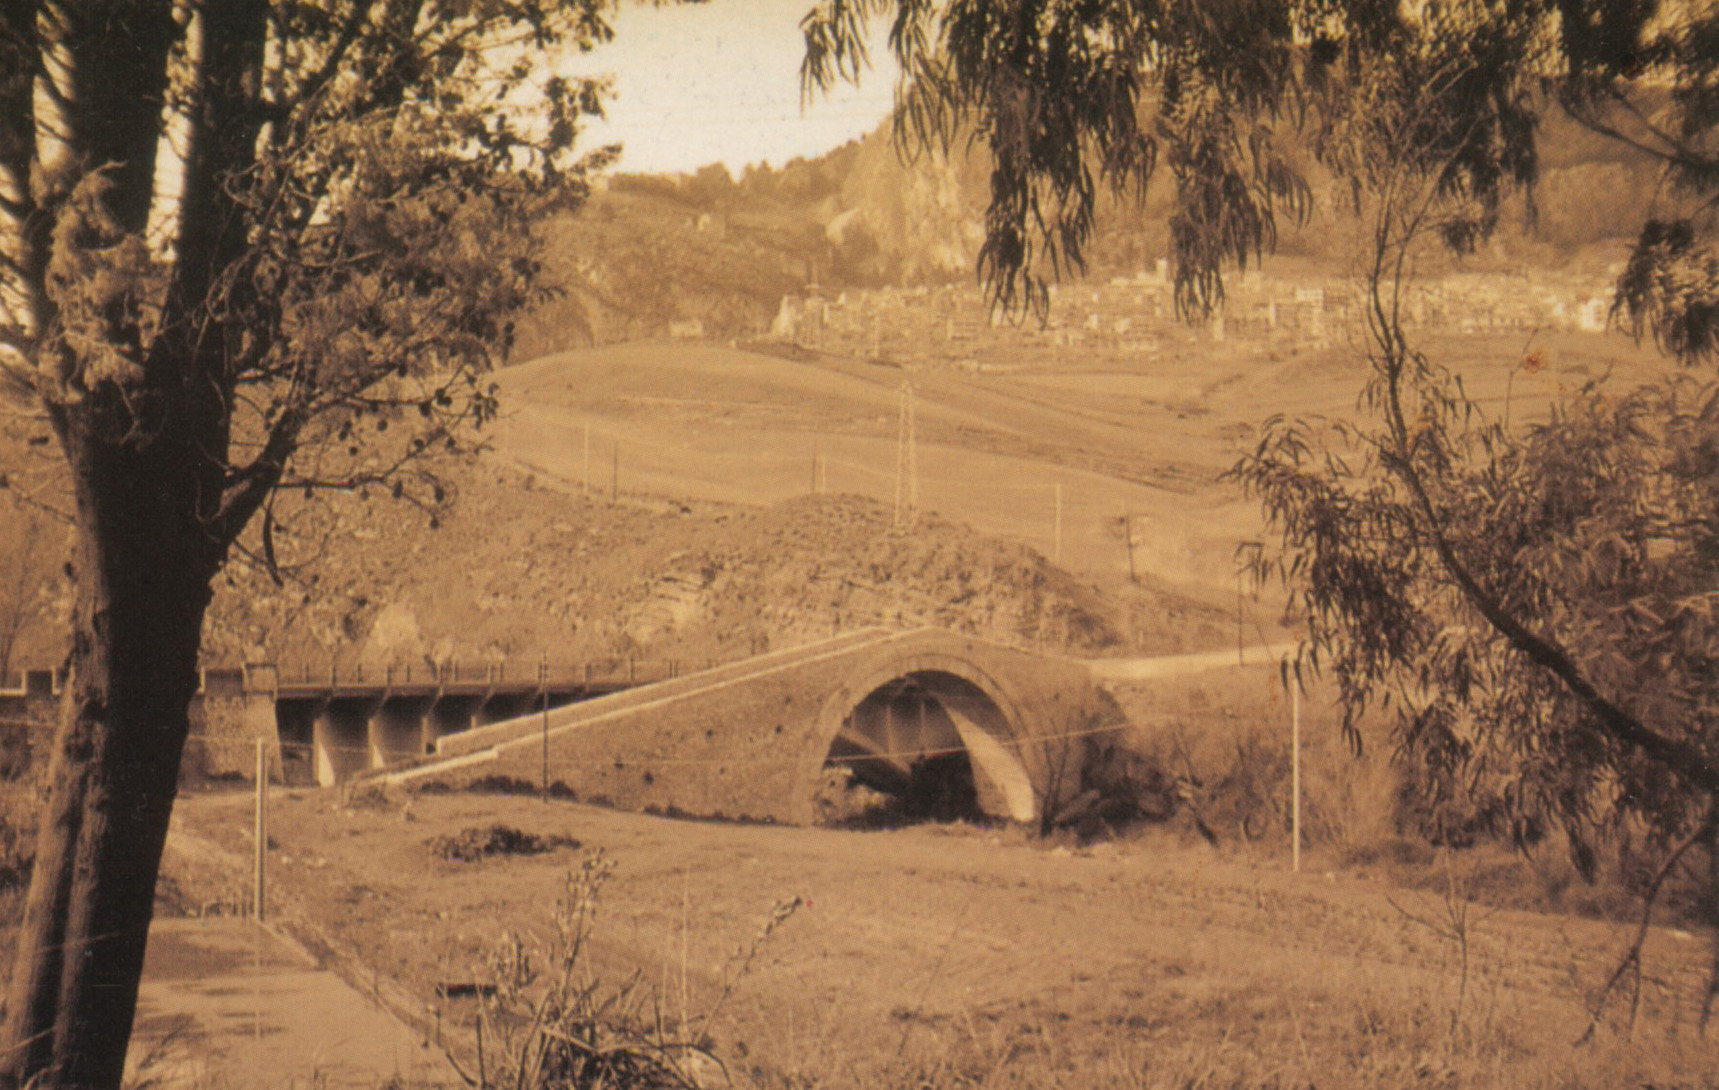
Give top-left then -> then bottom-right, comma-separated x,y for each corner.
379,628 -> 1100,826
267,657 -> 696,787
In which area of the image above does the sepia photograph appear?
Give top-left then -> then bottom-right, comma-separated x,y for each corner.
3,0 -> 1719,1087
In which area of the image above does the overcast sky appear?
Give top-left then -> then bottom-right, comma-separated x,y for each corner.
565,0 -> 899,175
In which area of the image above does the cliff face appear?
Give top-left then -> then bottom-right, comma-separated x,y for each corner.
510,122 -> 1001,357
834,127 -> 990,284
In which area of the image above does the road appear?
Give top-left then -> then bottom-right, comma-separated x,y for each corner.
129,916 -> 454,1089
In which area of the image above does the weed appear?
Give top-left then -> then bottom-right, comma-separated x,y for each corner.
0,787 -> 33,894
1385,852 -> 1500,1048
342,780 -> 393,811
442,850 -> 799,1090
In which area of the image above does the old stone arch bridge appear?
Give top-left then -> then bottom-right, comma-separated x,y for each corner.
332,628 -> 1101,826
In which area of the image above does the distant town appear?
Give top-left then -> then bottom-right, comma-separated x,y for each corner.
764,260 -> 1626,368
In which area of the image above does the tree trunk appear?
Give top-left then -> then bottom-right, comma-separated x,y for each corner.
0,407 -> 219,1089
1706,816 -> 1719,1029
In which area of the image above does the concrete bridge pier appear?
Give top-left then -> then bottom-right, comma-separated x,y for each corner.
425,695 -> 484,753
935,681 -> 1038,823
834,671 -> 1036,823
371,696 -> 433,769
316,697 -> 381,787
276,698 -> 322,785
474,692 -> 541,729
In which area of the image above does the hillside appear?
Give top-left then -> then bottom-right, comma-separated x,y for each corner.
0,339 -> 1237,681
0,93 -> 1683,677
512,99 -> 1672,357
198,451 -> 1230,673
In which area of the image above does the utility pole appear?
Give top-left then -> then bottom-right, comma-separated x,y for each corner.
253,738 -> 268,922
1125,513 -> 1138,584
1053,484 -> 1063,565
1291,679 -> 1302,873
610,442 -> 619,504
540,655 -> 550,802
582,422 -> 591,496
893,382 -> 918,529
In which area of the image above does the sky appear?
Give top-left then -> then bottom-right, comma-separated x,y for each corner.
563,0 -> 900,175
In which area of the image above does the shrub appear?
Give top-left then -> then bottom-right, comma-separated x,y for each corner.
427,825 -> 580,863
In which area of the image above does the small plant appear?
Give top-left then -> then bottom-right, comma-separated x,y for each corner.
443,851 -> 799,1090
342,780 -> 394,811
1385,852 -> 1499,1051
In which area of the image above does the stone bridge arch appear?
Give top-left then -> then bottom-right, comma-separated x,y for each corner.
794,647 -> 1040,826
385,629 -> 1095,828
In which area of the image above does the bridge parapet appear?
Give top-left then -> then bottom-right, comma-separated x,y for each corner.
4,633 -> 1104,818
430,629 -> 891,761
269,656 -> 699,698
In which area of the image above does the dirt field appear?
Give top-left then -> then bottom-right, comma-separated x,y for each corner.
491,331 -> 1673,603
165,787 -> 1719,1090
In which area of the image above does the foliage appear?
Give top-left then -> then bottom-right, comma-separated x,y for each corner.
428,824 -> 582,863
447,854 -> 703,1090
1243,366 -> 1719,857
0,1 -> 618,567
1219,26 -> 1719,874
803,0 -> 1719,332
1219,11 -> 1719,1017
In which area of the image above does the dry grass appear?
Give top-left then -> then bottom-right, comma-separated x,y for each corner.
1103,664 -> 1717,934
0,758 -> 41,995
158,782 -> 1719,1090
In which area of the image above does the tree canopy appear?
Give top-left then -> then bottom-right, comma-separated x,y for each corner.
804,0 -> 1719,335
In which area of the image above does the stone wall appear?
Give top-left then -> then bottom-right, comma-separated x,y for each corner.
3,665 -> 282,785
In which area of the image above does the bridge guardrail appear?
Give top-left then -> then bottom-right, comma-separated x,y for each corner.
263,657 -> 720,692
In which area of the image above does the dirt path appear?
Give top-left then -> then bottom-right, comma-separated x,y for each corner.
1083,642 -> 1293,679
129,918 -> 455,1089
167,789 -> 1719,1089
